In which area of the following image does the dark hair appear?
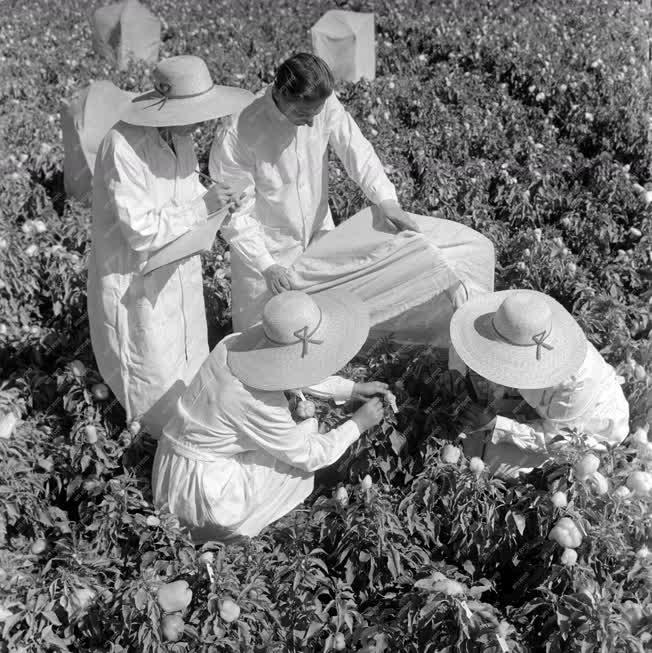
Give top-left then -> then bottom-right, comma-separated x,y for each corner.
274,53 -> 334,102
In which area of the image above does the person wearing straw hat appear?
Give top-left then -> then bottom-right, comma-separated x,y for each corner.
449,289 -> 630,478
87,55 -> 253,438
208,52 -> 421,332
152,289 -> 390,542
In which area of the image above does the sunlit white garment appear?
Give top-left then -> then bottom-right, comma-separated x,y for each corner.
208,85 -> 398,331
87,122 -> 209,437
491,342 -> 629,453
283,209 -> 494,352
152,334 -> 360,541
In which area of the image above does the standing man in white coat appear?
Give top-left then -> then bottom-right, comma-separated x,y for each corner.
88,55 -> 253,437
209,52 -> 421,332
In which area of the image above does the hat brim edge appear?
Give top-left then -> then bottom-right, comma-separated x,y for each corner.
120,86 -> 253,127
450,290 -> 588,390
227,291 -> 370,392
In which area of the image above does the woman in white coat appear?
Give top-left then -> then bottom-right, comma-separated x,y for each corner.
209,53 -> 421,332
449,289 -> 630,478
87,56 -> 252,436
153,289 -> 390,542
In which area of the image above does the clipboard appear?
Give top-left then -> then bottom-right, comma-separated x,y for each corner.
142,206 -> 230,275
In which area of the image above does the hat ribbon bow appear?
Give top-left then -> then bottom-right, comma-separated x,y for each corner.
532,330 -> 554,361
294,324 -> 324,358
146,80 -> 216,111
492,318 -> 554,362
267,307 -> 324,358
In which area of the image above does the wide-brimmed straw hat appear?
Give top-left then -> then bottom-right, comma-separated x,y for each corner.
227,290 -> 370,391
450,289 -> 587,389
121,55 -> 253,127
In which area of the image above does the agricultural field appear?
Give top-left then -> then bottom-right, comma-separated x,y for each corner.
1,0 -> 651,651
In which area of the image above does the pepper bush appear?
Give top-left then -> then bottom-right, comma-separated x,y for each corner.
1,0 -> 651,651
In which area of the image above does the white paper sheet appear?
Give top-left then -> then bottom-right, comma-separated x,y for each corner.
142,206 -> 230,275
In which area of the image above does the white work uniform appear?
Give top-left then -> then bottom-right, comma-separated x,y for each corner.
152,334 -> 360,542
492,342 -> 629,453
209,86 -> 398,331
87,122 -> 209,437
463,342 -> 630,478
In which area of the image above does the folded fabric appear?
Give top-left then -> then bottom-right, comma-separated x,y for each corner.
285,206 -> 495,346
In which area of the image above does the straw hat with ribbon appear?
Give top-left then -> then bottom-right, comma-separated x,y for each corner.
120,55 -> 253,127
227,290 -> 370,391
449,289 -> 587,390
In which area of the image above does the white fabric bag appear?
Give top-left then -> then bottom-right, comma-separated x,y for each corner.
311,10 -> 376,82
61,81 -> 137,203
91,0 -> 161,71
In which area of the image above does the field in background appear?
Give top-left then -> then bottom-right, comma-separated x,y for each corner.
0,1 -> 651,651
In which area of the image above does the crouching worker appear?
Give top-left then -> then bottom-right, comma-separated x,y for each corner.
449,289 -> 629,478
152,290 -> 390,542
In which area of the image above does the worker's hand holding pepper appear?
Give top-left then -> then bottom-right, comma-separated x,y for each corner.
351,381 -> 390,401
351,397 -> 385,432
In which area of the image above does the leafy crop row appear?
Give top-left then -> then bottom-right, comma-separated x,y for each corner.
0,1 -> 650,651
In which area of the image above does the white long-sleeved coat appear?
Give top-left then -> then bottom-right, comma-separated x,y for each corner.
490,342 -> 629,453
208,86 -> 398,331
152,334 -> 360,541
87,122 -> 209,436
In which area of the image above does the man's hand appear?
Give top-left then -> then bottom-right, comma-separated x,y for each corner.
263,264 -> 292,294
351,381 -> 390,401
457,401 -> 497,433
377,199 -> 422,233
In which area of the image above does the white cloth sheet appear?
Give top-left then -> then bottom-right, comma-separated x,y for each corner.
241,207 -> 495,348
